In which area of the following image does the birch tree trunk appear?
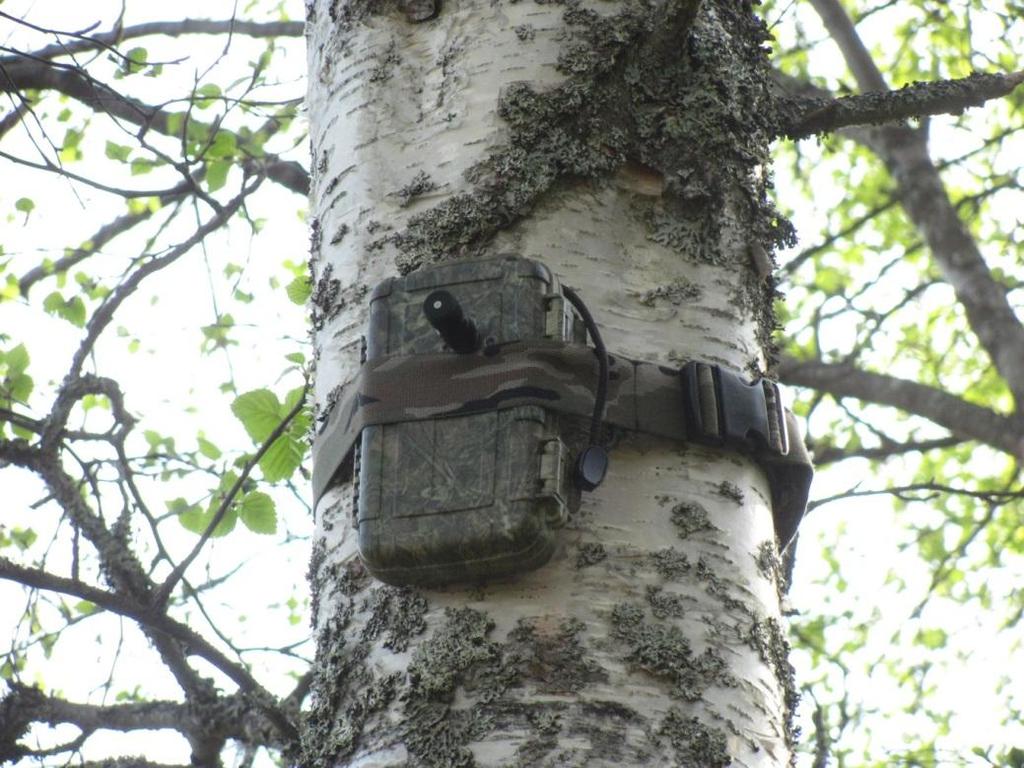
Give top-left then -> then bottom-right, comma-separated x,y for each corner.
304,0 -> 797,764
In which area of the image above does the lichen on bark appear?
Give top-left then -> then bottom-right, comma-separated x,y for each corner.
304,0 -> 803,763
384,0 -> 797,353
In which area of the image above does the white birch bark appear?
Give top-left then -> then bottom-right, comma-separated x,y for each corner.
305,0 -> 796,765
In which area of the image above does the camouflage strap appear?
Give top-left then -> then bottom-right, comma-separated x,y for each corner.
313,339 -> 812,546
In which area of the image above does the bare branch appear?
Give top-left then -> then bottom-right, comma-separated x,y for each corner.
780,71 -> 1024,140
261,158 -> 310,196
1,16 -> 304,64
808,482 -> 1024,513
55,180 -> 258,403
0,148 -> 189,198
0,50 -> 177,134
1,681 -> 186,734
809,436 -> 964,466
0,102 -> 29,139
18,204 -> 177,297
778,356 -> 1024,459
0,558 -> 299,746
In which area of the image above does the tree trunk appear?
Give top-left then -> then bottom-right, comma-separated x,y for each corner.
304,0 -> 797,764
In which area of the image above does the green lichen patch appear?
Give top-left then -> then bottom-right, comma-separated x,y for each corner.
513,24 -> 535,41
369,39 -> 400,82
401,607 -> 509,766
657,707 -> 732,767
334,560 -> 370,598
301,604 -> 375,768
695,556 -> 750,616
362,585 -> 428,651
387,0 -> 795,355
407,607 -> 500,700
716,480 -> 744,504
645,585 -> 692,619
310,263 -> 341,331
611,602 -> 736,702
755,539 -> 785,598
670,500 -> 716,539
327,0 -> 391,47
329,223 -> 350,245
651,547 -> 691,580
395,171 -> 439,207
637,279 -> 702,307
575,541 -> 607,568
402,701 -> 493,768
746,616 -> 799,754
307,538 -> 328,623
506,617 -> 606,694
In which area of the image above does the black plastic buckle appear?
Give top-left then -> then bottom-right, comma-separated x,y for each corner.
681,362 -> 789,456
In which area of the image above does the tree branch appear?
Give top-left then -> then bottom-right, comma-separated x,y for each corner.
807,482 -> 1023,513
780,71 -> 1024,140
154,387 -> 308,608
0,148 -> 189,198
52,180 -> 257,409
0,54 -> 309,196
2,16 -> 304,64
0,557 -> 298,746
795,0 -> 1024,408
18,204 -> 179,297
809,436 -> 964,466
778,356 -> 1024,459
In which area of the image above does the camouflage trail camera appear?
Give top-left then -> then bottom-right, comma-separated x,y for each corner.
312,255 -> 814,588
355,255 -> 588,586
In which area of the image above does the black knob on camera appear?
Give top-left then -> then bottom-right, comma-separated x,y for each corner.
423,290 -> 480,353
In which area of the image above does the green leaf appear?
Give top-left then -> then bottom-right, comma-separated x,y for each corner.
1,344 -> 33,403
201,313 -> 237,351
60,128 -> 84,162
206,159 -> 231,192
239,491 -> 276,534
130,158 -> 155,176
82,394 -> 111,412
231,387 -> 307,482
231,389 -> 282,443
197,435 -> 222,460
207,131 -> 237,159
105,141 -> 132,162
172,497 -> 236,537
10,527 -> 37,551
286,275 -> 311,305
284,385 -> 308,412
75,600 -> 99,615
171,498 -> 205,533
166,112 -> 186,137
195,83 -> 222,109
42,292 -> 86,327
258,435 -> 304,483
5,344 -> 29,375
15,197 -> 34,214
916,628 -> 948,650
123,47 -> 148,75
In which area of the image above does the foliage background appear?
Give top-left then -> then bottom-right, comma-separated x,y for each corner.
1,0 -> 1022,765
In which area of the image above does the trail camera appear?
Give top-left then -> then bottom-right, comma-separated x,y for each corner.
312,255 -> 814,588
354,256 -> 586,586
